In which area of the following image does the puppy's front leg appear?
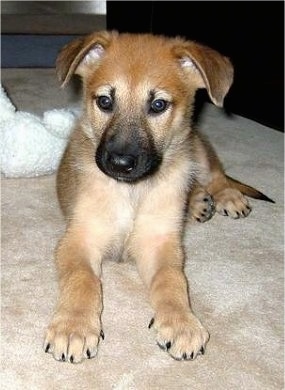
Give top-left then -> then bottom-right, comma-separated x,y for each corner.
150,264 -> 209,360
132,211 -> 209,361
44,222 -> 105,364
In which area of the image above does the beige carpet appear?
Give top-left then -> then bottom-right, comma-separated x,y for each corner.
1,69 -> 284,389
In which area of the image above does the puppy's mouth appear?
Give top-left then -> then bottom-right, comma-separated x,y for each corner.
95,142 -> 162,183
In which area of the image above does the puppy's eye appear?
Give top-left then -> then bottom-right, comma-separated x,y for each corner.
96,96 -> 113,112
149,99 -> 168,114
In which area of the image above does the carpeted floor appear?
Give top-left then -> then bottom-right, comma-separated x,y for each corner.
1,69 -> 284,389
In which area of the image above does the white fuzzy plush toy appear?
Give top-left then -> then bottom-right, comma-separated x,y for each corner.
0,85 -> 78,178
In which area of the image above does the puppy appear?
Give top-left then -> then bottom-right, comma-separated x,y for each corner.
44,31 -> 273,363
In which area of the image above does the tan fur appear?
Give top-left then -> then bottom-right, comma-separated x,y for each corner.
44,31 -> 272,363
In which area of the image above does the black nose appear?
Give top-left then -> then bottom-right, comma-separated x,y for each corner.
106,151 -> 137,174
95,131 -> 162,182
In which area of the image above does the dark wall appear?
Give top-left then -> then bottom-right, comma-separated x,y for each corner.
107,1 -> 284,131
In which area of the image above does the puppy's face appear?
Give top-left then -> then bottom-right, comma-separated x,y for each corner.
57,32 -> 233,182
84,38 -> 194,182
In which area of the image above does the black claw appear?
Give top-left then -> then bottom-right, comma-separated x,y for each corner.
200,346 -> 205,355
196,218 -> 201,222
100,330 -> 105,340
241,211 -> 246,217
148,318 -> 155,329
246,205 -> 251,210
200,213 -> 205,217
203,209 -> 208,213
86,349 -> 91,359
70,355 -> 74,363
224,209 -> 228,216
45,343 -> 50,353
61,353 -> 66,362
182,352 -> 187,360
165,341 -> 171,350
190,352 -> 194,360
203,197 -> 209,202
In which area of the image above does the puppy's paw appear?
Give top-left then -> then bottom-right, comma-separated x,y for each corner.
188,189 -> 215,223
214,188 -> 251,219
44,311 -> 103,363
149,311 -> 209,361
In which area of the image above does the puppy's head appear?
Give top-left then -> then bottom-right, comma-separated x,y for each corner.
57,31 -> 233,183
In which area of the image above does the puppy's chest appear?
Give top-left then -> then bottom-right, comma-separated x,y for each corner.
105,185 -> 141,261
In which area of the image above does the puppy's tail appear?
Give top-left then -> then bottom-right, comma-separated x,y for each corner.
226,175 -> 275,203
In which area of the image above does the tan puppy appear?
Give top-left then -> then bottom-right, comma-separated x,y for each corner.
44,31 -> 273,363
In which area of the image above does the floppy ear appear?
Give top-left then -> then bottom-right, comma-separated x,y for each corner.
173,41 -> 234,107
56,30 -> 117,87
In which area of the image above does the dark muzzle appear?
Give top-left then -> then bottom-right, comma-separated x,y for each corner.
95,130 -> 162,183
